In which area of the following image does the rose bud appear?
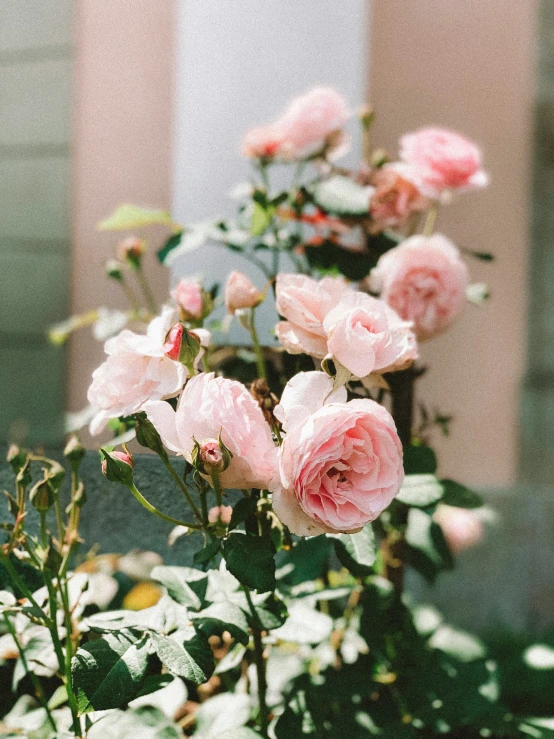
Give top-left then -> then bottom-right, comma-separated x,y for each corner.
100,449 -> 134,485
208,505 -> 233,525
117,237 -> 146,267
193,438 -> 232,476
30,479 -> 54,512
164,322 -> 184,361
64,435 -> 86,470
225,271 -> 263,314
171,279 -> 203,321
7,445 -> 27,475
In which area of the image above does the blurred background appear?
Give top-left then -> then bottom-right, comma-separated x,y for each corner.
1,0 -> 552,628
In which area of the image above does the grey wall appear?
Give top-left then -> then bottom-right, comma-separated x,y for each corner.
0,1 -> 73,445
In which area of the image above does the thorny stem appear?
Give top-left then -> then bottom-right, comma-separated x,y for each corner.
3,614 -> 57,731
244,587 -> 270,738
127,483 -> 202,530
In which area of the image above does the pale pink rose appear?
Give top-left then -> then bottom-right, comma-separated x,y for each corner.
225,271 -> 263,313
434,505 -> 484,553
171,279 -> 203,320
243,87 -> 350,162
275,273 -> 350,358
88,307 -> 186,435
163,323 -> 183,360
199,439 -> 226,472
399,127 -> 488,198
323,292 -> 418,378
370,234 -> 469,341
145,372 -> 278,491
208,505 -> 233,525
369,163 -> 430,232
274,372 -> 403,536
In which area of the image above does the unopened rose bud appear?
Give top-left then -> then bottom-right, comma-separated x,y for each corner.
225,271 -> 263,314
171,279 -> 203,321
178,328 -> 202,374
117,237 -> 145,267
358,104 -> 375,129
100,449 -> 134,485
30,479 -> 54,512
164,322 -> 184,360
105,258 -> 124,281
7,445 -> 27,475
45,462 -> 65,494
208,505 -> 233,525
192,437 -> 232,476
135,415 -> 167,458
64,435 -> 86,470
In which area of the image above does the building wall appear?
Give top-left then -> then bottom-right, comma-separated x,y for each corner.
370,0 -> 537,486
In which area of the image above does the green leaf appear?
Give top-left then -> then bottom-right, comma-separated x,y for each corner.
157,232 -> 183,263
97,204 -> 178,232
248,592 -> 288,631
441,479 -> 483,509
151,566 -> 208,609
277,535 -> 332,585
72,631 -> 150,713
214,643 -> 247,675
194,539 -> 221,565
403,444 -> 437,475
429,624 -> 486,662
405,508 -> 453,583
312,175 -> 370,216
305,239 -> 376,281
152,626 -> 214,684
229,497 -> 258,531
222,534 -> 276,593
328,523 -> 376,576
194,693 -> 252,738
251,201 -> 274,236
396,474 -> 444,507
191,601 -> 250,645
219,730 -> 261,739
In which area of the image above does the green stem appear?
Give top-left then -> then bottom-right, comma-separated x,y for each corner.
423,204 -> 438,237
134,266 -> 157,314
211,471 -> 223,508
0,555 -> 46,618
39,512 -> 47,549
127,483 -> 201,529
249,311 -> 268,381
244,587 -> 269,738
157,455 -> 203,522
120,277 -> 142,313
3,614 -> 57,731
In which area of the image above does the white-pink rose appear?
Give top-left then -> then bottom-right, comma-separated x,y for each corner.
275,273 -> 350,358
243,87 -> 350,162
273,372 -> 403,536
323,292 -> 418,378
171,279 -> 203,320
434,505 -> 484,553
225,271 -> 263,313
88,308 -> 186,435
144,372 -> 278,492
399,127 -> 488,198
369,163 -> 430,232
370,234 -> 469,341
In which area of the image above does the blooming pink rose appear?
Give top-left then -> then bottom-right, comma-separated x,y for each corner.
370,234 -> 469,341
145,372 -> 278,491
323,292 -> 418,378
208,505 -> 233,525
275,273 -> 350,358
243,87 -> 350,162
273,372 -> 403,536
171,279 -> 203,320
369,163 -> 429,232
399,127 -> 488,198
163,323 -> 184,360
434,505 -> 484,553
225,271 -> 263,313
88,308 -> 187,435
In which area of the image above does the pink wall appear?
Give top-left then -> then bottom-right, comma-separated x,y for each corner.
370,0 -> 537,485
69,0 -> 175,417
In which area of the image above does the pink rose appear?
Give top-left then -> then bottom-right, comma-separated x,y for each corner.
434,505 -> 484,553
399,127 -> 488,198
275,273 -> 350,358
243,87 -> 350,162
369,164 -> 429,232
163,323 -> 183,360
323,292 -> 418,378
225,271 -> 263,313
208,505 -> 233,525
88,307 -> 186,435
171,279 -> 203,320
370,234 -> 469,341
273,372 -> 403,535
144,372 -> 278,492
117,236 -> 145,263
